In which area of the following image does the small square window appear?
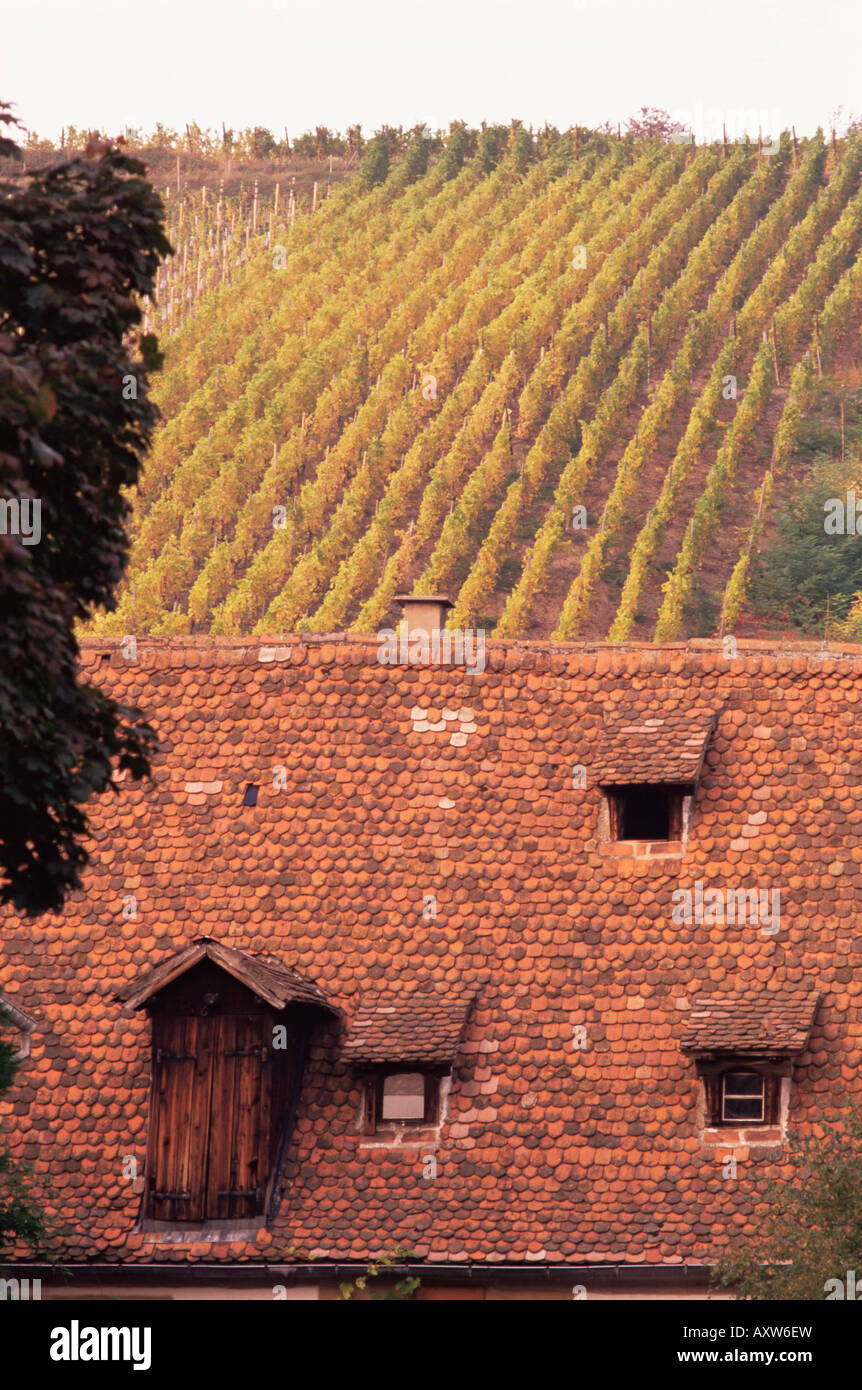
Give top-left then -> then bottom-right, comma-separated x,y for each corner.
242,784 -> 259,807
722,1071 -> 765,1122
365,1071 -> 439,1131
606,784 -> 690,841
696,1059 -> 785,1133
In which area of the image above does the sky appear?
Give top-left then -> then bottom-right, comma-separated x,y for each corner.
4,0 -> 861,145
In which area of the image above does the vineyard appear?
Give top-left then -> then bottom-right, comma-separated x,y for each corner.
92,128 -> 862,642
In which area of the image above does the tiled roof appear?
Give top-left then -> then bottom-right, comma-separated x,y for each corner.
680,989 -> 821,1055
343,991 -> 474,1064
1,635 -> 861,1270
592,705 -> 719,784
117,937 -> 338,1015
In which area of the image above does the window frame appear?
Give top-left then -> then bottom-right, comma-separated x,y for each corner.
364,1068 -> 441,1133
697,1058 -> 785,1128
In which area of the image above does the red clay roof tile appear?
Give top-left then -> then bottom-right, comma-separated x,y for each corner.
343,991 -> 475,1065
680,988 -> 821,1055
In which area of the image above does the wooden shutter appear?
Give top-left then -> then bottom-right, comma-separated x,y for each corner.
206,1013 -> 271,1221
148,1013 -> 215,1223
148,1010 -> 273,1222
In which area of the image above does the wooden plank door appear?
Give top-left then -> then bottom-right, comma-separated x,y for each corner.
205,1013 -> 270,1220
148,1013 -> 215,1223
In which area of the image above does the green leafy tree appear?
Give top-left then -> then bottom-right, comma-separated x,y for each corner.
0,1004 -> 58,1257
359,131 -> 390,189
440,120 -> 472,179
0,104 -> 166,915
477,124 -> 508,173
250,126 -> 277,160
506,122 -> 534,172
714,1108 -> 862,1299
399,127 -> 430,185
748,450 -> 862,634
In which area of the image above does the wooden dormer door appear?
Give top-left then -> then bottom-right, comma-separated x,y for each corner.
147,1009 -> 272,1223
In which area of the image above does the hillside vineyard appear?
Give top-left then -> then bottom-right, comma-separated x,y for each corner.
94,133 -> 862,642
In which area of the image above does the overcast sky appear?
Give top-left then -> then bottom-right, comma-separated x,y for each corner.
5,0 -> 861,144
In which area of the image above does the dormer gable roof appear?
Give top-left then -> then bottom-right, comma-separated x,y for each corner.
593,703 -> 721,785
343,990 -> 475,1066
116,937 -> 338,1016
680,987 -> 821,1056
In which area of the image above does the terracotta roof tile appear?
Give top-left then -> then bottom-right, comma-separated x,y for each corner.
680,988 -> 821,1055
343,991 -> 475,1065
592,704 -> 720,784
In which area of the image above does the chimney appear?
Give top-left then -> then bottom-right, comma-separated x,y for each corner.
395,594 -> 453,641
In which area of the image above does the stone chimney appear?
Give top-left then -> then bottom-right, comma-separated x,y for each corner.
395,594 -> 453,641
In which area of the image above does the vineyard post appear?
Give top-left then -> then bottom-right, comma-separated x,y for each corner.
253,180 -> 258,233
312,181 -> 318,212
176,153 -> 181,193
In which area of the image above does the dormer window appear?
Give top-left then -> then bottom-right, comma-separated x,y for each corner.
344,991 -> 475,1143
680,988 -> 821,1146
592,706 -> 719,859
606,784 -> 690,842
698,1061 -> 781,1127
116,939 -> 337,1231
381,1072 -> 429,1121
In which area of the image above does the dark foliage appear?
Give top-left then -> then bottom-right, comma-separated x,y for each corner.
0,1004 -> 59,1256
714,1108 -> 862,1299
0,103 -> 169,915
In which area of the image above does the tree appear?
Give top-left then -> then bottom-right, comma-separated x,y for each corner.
477,124 -> 508,173
506,122 -> 534,173
0,104 -> 167,916
626,106 -> 688,142
748,449 -> 862,634
714,1108 -> 862,1299
249,126 -> 277,160
440,120 -> 472,179
0,1003 -> 57,1256
398,127 -> 430,185
359,131 -> 390,189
